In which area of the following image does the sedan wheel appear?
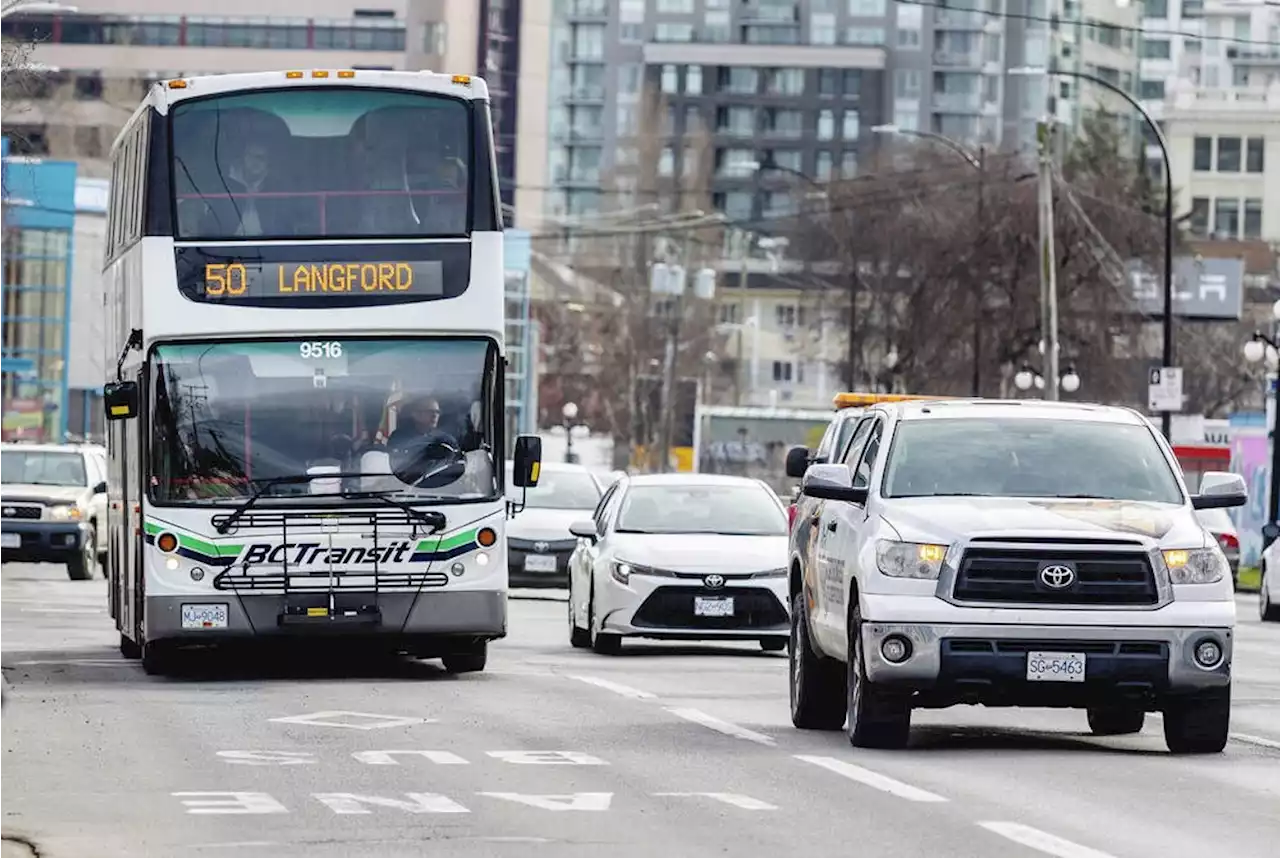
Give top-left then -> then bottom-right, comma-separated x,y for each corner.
1261,567 -> 1280,622
588,582 -> 622,655
569,578 -> 591,648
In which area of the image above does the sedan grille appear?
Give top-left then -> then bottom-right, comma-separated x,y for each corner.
953,547 -> 1158,606
631,586 -> 788,630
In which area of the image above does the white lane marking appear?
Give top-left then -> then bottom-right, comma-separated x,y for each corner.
665,707 -> 777,746
477,837 -> 553,843
268,710 -> 432,730
486,750 -> 608,765
478,792 -> 613,812
353,749 -> 470,765
977,821 -> 1118,858
173,792 -> 289,815
1231,733 -> 1280,751
13,659 -> 135,667
794,755 -> 948,803
217,750 -> 316,766
19,607 -> 103,614
313,793 -> 469,814
568,674 -> 657,700
653,792 -> 777,810
187,842 -> 280,849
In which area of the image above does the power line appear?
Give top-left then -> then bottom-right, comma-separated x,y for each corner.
895,0 -> 1280,47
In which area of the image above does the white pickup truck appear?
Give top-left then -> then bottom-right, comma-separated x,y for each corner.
786,398 -> 1244,754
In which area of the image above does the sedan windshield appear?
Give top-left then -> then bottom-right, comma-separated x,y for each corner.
881,417 -> 1184,504
148,338 -> 496,503
616,484 -> 785,535
1,450 -> 86,487
504,465 -> 601,510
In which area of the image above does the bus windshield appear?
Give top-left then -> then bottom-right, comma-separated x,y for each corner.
147,338 -> 497,504
171,87 -> 471,240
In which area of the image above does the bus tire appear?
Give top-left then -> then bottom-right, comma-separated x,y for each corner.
141,640 -> 177,676
120,633 -> 142,660
443,642 -> 487,674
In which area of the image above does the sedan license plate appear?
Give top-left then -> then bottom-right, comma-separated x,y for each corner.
694,596 -> 735,617
524,554 -> 557,573
181,603 -> 229,630
1,532 -> 19,548
1026,651 -> 1086,683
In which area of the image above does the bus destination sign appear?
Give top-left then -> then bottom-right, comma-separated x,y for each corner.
201,260 -> 444,300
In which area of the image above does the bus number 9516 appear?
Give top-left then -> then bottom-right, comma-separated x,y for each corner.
300,342 -> 343,359
205,263 -> 248,297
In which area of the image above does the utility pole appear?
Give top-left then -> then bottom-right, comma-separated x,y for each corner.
971,146 -> 986,397
1035,118 -> 1060,400
733,228 -> 752,406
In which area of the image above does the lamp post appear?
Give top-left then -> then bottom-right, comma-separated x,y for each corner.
1241,298 -> 1280,541
561,401 -> 578,464
1014,363 -> 1081,395
871,125 -> 986,396
1009,66 -> 1175,438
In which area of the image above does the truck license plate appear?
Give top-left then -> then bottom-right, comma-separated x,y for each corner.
1026,651 -> 1086,683
694,596 -> 734,617
1,533 -> 19,548
181,603 -> 229,630
524,554 -> 557,573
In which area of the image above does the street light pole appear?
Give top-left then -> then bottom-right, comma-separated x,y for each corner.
1241,300 -> 1280,538
1010,66 -> 1176,436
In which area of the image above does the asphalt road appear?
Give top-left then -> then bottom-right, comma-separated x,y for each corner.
3,562 -> 1278,858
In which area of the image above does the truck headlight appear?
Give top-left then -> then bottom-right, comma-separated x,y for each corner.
876,540 -> 948,579
1162,547 -> 1226,585
47,504 -> 81,521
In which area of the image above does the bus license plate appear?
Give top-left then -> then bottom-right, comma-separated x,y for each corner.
694,596 -> 734,617
524,554 -> 557,573
1026,651 -> 1086,683
181,603 -> 229,630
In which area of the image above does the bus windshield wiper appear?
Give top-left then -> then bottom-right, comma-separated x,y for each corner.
339,489 -> 448,532
212,472 -> 448,534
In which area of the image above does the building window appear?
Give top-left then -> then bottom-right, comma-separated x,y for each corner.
810,12 -> 836,44
842,110 -> 859,139
704,10 -> 731,41
1141,39 -> 1170,59
897,27 -> 921,48
816,151 -> 834,179
765,190 -> 794,215
717,106 -> 756,135
616,103 -> 637,135
1247,137 -> 1265,173
659,147 -> 675,177
1213,198 -> 1239,238
765,108 -> 804,137
618,63 -> 641,94
775,305 -> 804,327
1139,80 -> 1165,100
422,21 -> 446,53
1182,0 -> 1203,18
769,149 -> 803,172
819,68 -> 839,96
1146,0 -> 1168,16
844,70 -> 861,96
844,26 -> 884,45
817,109 -> 836,140
848,0 -> 886,14
684,105 -> 702,133
654,22 -> 694,41
1217,136 -> 1241,172
661,64 -> 679,93
1188,197 -> 1210,236
1244,198 -> 1263,239
719,67 -> 758,94
894,69 -> 921,98
768,68 -> 805,95
840,150 -> 857,176
772,360 -> 796,383
656,0 -> 695,12
720,191 -> 753,219
892,109 -> 918,132
686,64 -> 703,94
1192,136 -> 1213,171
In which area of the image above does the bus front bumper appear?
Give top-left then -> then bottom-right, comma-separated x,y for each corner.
144,589 -> 507,642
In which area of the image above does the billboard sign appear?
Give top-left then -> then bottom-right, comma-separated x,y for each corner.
1127,256 -> 1245,320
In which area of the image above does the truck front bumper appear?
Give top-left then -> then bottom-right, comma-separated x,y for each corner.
1,520 -> 91,564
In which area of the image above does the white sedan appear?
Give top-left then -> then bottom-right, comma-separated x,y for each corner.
566,473 -> 790,654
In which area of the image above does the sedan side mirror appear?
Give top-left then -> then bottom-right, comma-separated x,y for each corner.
784,446 -> 811,479
569,520 -> 599,543
1191,471 -> 1247,510
800,463 -> 869,505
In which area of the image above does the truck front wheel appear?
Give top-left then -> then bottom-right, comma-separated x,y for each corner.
846,605 -> 911,749
1163,686 -> 1230,754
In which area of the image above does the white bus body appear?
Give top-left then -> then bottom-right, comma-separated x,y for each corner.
100,70 -> 541,675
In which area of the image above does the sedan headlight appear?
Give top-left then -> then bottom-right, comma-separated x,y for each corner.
46,504 -> 81,521
876,540 -> 948,579
1162,547 -> 1226,585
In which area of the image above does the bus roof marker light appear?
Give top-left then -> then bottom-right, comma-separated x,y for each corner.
167,80 -> 187,89
452,75 -> 472,85
337,70 -> 356,79
285,71 -> 303,79
312,70 -> 330,78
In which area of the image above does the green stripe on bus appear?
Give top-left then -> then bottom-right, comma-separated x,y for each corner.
144,520 -> 242,558
417,528 -> 478,553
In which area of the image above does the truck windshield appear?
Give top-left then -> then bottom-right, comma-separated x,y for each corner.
1,450 -> 86,487
147,338 -> 497,504
171,87 -> 470,240
881,417 -> 1185,505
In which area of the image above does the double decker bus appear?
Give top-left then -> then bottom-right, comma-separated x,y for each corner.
99,69 -> 541,676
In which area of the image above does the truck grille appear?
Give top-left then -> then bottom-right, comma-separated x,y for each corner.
1,504 -> 42,520
953,547 -> 1158,606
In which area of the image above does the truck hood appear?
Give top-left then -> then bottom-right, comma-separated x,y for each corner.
507,508 -> 593,542
2,484 -> 87,505
879,496 -> 1208,549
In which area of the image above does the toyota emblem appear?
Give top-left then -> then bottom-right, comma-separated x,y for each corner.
703,573 -> 726,589
1039,564 -> 1076,590
534,541 -> 549,553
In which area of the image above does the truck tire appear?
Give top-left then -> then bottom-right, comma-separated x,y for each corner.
789,591 -> 846,730
846,604 -> 911,749
66,527 -> 97,581
1087,706 -> 1145,735
1163,686 -> 1230,754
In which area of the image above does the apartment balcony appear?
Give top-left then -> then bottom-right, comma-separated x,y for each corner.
554,168 -> 601,187
932,49 -> 984,68
740,1 -> 799,23
935,9 -> 986,30
565,85 -> 606,104
932,92 -> 983,113
566,0 -> 609,19
1168,83 -> 1280,113
1227,46 -> 1280,66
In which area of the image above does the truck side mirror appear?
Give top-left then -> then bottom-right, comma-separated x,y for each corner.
103,381 -> 139,421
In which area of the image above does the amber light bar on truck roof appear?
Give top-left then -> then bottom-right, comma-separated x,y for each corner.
832,392 -> 955,410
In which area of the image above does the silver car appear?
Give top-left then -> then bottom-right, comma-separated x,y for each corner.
567,473 -> 790,654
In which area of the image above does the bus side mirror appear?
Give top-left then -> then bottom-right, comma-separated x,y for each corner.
512,435 -> 542,487
103,381 -> 139,421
